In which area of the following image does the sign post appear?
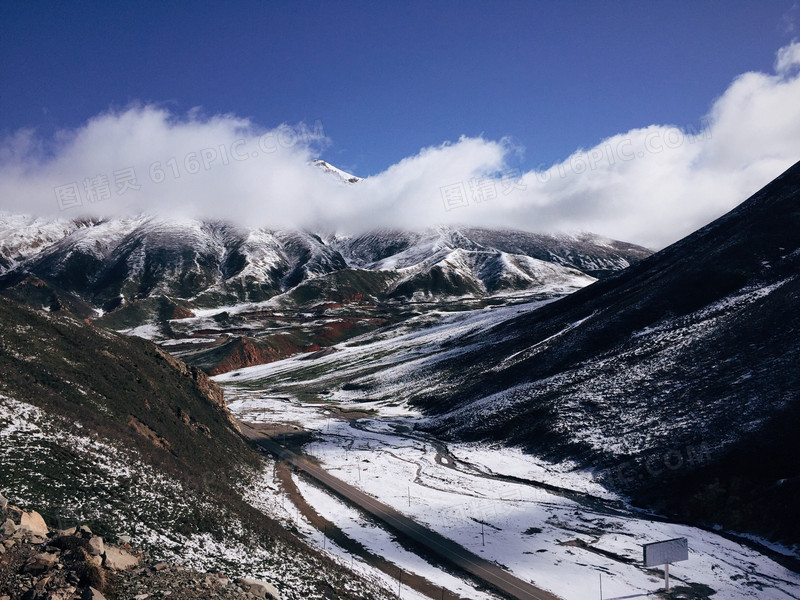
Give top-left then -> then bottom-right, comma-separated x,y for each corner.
643,537 -> 688,591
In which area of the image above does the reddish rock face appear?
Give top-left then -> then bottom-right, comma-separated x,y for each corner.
208,337 -> 314,376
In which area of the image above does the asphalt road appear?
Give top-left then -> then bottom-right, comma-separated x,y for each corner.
240,422 -> 563,600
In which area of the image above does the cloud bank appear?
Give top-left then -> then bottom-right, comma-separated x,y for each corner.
2,43 -> 800,249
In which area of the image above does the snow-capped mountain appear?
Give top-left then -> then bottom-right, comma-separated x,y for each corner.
332,226 -> 648,298
312,159 -> 362,183
0,214 -> 649,374
0,217 -> 649,311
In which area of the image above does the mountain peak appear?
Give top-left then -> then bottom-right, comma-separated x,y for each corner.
312,159 -> 362,184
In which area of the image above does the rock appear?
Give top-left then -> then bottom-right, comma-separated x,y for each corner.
86,553 -> 103,568
236,578 -> 281,600
49,534 -> 89,553
133,595 -> 150,600
0,491 -> 7,510
152,562 -> 169,571
117,535 -> 132,545
78,525 -> 92,537
103,546 -> 140,571
7,506 -> 22,522
0,518 -> 16,536
80,587 -> 107,600
18,511 -> 49,537
34,574 -> 53,591
88,536 -> 104,556
22,552 -> 59,575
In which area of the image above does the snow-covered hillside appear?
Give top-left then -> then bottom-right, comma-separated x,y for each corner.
215,388 -> 800,600
217,159 -> 800,555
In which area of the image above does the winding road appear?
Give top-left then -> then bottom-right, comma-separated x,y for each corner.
239,422 -> 563,600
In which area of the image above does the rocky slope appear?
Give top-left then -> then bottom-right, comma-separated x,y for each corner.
0,491 -> 283,600
0,296 -> 394,600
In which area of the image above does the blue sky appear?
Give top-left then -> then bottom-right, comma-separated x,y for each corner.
1,2 -> 800,248
1,1 -> 797,176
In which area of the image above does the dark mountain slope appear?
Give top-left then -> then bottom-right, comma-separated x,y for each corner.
0,295 -> 249,480
0,296 -> 393,598
396,160 -> 800,545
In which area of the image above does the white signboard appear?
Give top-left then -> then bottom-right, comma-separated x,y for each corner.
643,537 -> 689,567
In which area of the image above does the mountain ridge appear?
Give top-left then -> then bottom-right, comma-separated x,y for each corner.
0,215 -> 650,373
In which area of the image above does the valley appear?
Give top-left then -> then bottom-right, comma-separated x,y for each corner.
217,369 -> 800,599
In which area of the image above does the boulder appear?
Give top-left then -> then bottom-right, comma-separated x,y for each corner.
19,511 -> 49,537
236,578 -> 281,600
0,519 -> 15,536
103,546 -> 140,571
6,506 -> 22,522
88,536 -> 104,556
0,492 -> 7,510
80,588 -> 107,600
49,534 -> 89,552
22,552 -> 59,575
45,590 -> 78,600
91,554 -> 103,567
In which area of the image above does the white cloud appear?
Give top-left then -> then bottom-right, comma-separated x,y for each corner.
2,44 -> 800,249
775,41 -> 800,74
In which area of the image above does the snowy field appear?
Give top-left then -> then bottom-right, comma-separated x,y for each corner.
223,389 -> 800,600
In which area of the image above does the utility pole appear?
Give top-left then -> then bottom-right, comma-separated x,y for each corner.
481,522 -> 485,547
407,486 -> 411,507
